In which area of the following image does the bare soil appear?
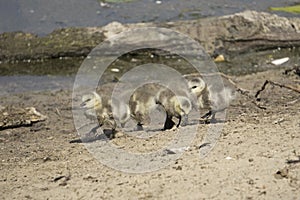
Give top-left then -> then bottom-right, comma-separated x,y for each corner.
0,69 -> 299,199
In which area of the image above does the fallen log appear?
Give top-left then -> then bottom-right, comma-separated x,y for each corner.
0,106 -> 47,130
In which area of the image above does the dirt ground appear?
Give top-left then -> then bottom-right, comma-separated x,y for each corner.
0,68 -> 299,200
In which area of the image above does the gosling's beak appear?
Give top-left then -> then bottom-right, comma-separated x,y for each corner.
80,98 -> 91,107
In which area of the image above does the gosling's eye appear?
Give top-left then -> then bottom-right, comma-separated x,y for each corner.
191,86 -> 197,89
84,98 -> 91,103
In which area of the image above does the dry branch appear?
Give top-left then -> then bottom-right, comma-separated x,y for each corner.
255,80 -> 300,99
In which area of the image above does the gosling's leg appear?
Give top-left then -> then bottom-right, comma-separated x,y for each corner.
136,122 -> 144,131
176,115 -> 182,128
201,110 -> 212,119
163,115 -> 175,130
201,110 -> 218,123
110,128 -> 117,139
180,114 -> 189,127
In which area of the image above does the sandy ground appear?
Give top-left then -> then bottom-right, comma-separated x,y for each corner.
0,68 -> 299,200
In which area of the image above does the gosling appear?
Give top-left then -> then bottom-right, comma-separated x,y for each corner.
186,75 -> 211,110
129,83 -> 161,131
81,91 -> 130,134
155,87 -> 192,130
185,74 -> 235,120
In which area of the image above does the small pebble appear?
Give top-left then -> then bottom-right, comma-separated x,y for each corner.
214,54 -> 225,62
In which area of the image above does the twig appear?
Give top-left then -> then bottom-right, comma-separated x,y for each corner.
270,80 -> 300,93
286,156 -> 300,164
55,107 -> 61,116
255,80 -> 269,99
255,80 -> 300,99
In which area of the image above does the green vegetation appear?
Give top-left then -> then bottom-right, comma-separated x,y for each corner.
270,4 -> 300,14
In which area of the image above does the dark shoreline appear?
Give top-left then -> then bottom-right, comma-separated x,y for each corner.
0,10 -> 299,76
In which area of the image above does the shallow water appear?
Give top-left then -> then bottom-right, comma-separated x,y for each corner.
0,58 -> 79,94
0,75 -> 75,96
1,45 -> 299,95
0,1 -> 299,94
0,0 -> 298,35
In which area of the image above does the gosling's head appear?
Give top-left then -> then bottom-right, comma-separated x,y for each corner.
173,96 -> 192,116
80,92 -> 102,110
187,77 -> 206,96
